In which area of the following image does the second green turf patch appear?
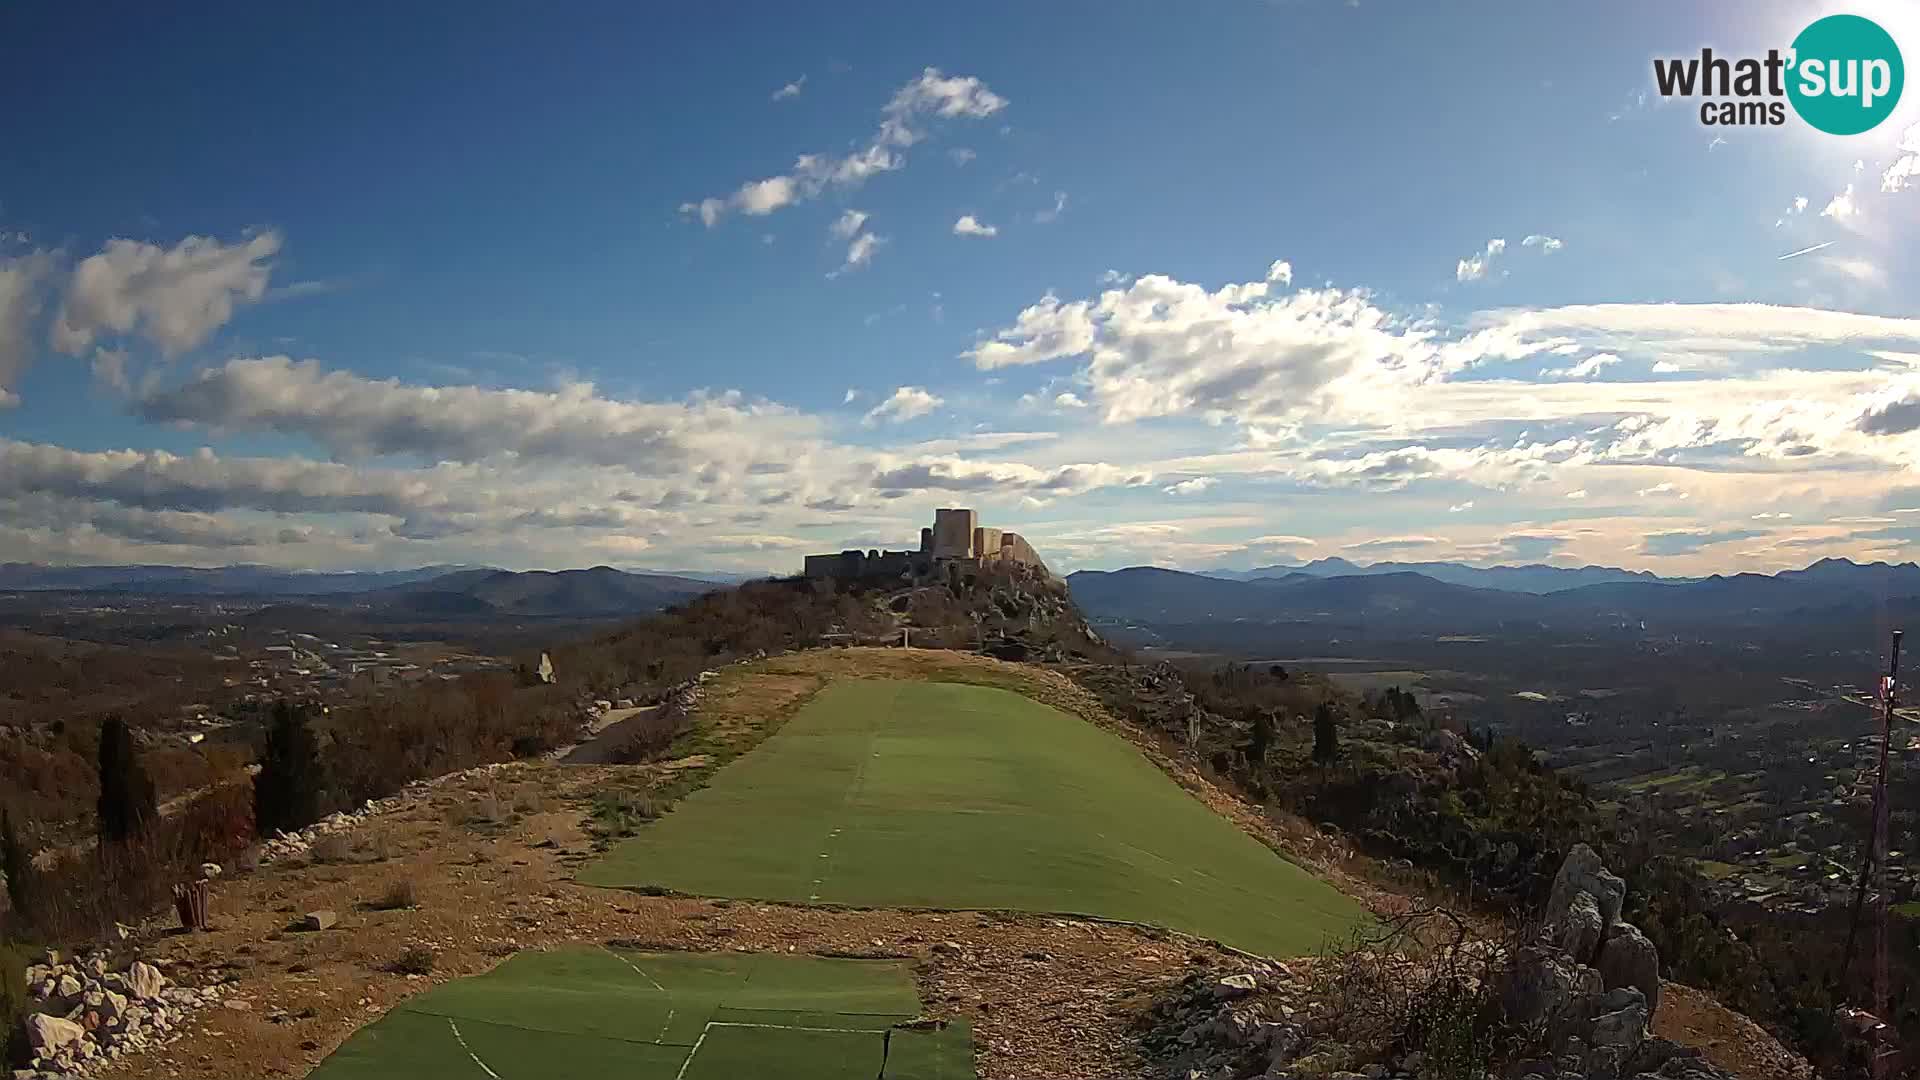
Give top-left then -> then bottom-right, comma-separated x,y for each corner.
582,679 -> 1367,957
309,947 -> 970,1080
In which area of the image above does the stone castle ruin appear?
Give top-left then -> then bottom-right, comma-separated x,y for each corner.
802,507 -> 1047,582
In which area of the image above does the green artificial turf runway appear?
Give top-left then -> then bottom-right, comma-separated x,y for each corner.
582,679 -> 1367,957
309,946 -> 972,1079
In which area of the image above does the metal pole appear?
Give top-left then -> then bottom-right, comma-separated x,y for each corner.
1874,630 -> 1901,1078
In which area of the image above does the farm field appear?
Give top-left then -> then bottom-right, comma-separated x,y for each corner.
582,678 -> 1367,957
309,946 -> 970,1080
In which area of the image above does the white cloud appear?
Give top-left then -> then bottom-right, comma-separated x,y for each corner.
1565,489 -> 1587,499
869,457 -> 1151,495
1818,255 -> 1886,287
1448,501 -> 1474,512
1344,535 -> 1443,552
947,148 -> 977,166
1266,260 -> 1293,286
1162,477 -> 1217,496
952,215 -> 998,238
771,75 -> 806,101
1820,184 -> 1859,221
1540,352 -> 1621,379
1636,482 -> 1688,499
0,247 -> 56,403
830,209 -> 869,239
136,356 -> 821,472
863,385 -> 943,425
1455,237 -> 1506,282
838,230 -> 886,273
968,265 -> 1545,428
1882,122 -> 1920,192
683,68 -> 1006,226
843,388 -> 862,404
1521,234 -> 1564,252
53,231 -> 280,356
1033,191 -> 1068,224
1053,391 -> 1088,409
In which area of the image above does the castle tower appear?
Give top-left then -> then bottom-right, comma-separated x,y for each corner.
932,508 -> 978,559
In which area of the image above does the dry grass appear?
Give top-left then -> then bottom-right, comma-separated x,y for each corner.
308,833 -> 355,865
387,945 -> 435,976
368,877 -> 417,911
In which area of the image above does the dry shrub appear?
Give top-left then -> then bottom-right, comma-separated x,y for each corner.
8,784 -> 254,943
370,877 -> 417,911
1310,908 -> 1538,1080
511,786 -> 548,814
309,832 -> 355,864
389,945 -> 435,975
613,709 -> 693,764
589,789 -> 658,839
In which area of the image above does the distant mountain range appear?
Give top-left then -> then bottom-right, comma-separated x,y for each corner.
0,563 -> 480,595
1068,557 -> 1920,632
0,563 -> 728,618
1199,558 -> 1674,594
361,567 -> 718,617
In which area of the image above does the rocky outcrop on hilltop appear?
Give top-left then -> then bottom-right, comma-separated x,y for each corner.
1142,846 -> 1740,1080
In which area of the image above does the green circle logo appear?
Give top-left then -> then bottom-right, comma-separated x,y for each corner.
1788,14 -> 1903,135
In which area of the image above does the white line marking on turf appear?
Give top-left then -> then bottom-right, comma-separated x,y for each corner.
446,1018 -> 503,1079
672,1018 -> 891,1078
672,1029 -> 710,1080
709,1021 -> 886,1033
601,945 -> 667,991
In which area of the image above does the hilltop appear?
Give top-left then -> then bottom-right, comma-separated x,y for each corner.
2,565 -> 1816,1080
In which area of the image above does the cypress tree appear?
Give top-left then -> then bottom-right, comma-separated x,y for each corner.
1,808 -> 30,916
255,701 -> 327,836
1312,702 -> 1339,764
96,715 -> 156,844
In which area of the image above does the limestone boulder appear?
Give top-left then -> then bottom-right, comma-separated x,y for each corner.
26,1012 -> 87,1055
1553,889 -> 1605,965
1597,921 -> 1662,1016
1500,947 -> 1605,1029
1546,843 -> 1625,930
1590,1002 -> 1650,1049
127,960 -> 166,1000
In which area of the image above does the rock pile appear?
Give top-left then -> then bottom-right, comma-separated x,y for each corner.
1140,966 -> 1310,1080
15,949 -> 226,1079
257,760 -> 517,864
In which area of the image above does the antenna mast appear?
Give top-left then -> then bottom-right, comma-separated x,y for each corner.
1873,630 -> 1901,1078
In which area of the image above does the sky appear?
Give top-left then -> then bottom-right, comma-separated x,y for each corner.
5,1 -> 1920,576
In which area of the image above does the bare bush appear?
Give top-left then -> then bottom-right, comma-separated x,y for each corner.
388,945 -> 435,976
370,877 -> 418,911
7,783 -> 254,942
1310,907 -> 1541,1080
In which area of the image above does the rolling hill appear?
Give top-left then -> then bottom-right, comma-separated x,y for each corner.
365,567 -> 719,617
1068,557 -> 1920,633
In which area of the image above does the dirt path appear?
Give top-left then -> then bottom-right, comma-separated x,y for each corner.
549,705 -> 656,764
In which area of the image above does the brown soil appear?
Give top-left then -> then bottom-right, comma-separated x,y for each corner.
1655,981 -> 1815,1080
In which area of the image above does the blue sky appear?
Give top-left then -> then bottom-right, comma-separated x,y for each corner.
5,1 -> 1920,574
